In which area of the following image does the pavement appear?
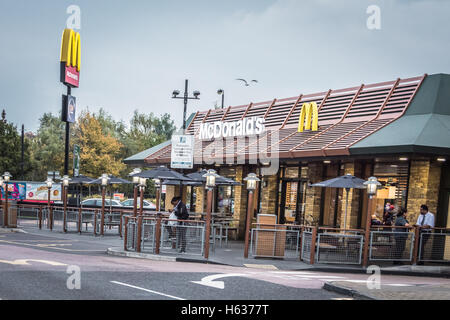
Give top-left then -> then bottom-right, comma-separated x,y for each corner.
2,225 -> 450,300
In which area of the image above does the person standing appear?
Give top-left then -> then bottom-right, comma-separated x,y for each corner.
171,196 -> 189,253
414,204 -> 435,263
393,208 -> 410,265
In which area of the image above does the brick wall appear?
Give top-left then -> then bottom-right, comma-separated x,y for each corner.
407,160 -> 442,224
304,162 -> 323,226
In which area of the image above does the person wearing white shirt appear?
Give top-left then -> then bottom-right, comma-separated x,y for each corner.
415,204 -> 435,229
414,204 -> 435,263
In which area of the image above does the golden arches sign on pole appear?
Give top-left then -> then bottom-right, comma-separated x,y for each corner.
60,29 -> 81,71
297,102 -> 318,132
60,28 -> 81,88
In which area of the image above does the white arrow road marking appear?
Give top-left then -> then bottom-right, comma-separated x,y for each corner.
191,273 -> 246,289
111,281 -> 185,300
0,259 -> 67,266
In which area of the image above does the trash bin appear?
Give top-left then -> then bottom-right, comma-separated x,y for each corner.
255,214 -> 286,258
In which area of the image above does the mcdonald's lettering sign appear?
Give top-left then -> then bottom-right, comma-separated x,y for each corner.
298,102 -> 319,132
60,28 -> 81,88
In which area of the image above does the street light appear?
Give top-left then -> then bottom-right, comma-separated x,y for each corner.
100,174 -> 109,236
62,175 -> 71,232
217,89 -> 225,109
0,176 -> 4,228
243,173 -> 260,258
135,177 -> 147,253
45,177 -> 53,230
202,169 -> 218,259
362,176 -> 381,267
172,79 -> 200,132
129,168 -> 141,217
3,171 -> 13,228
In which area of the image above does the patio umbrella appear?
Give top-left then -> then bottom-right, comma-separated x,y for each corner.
69,175 -> 94,206
186,169 -> 241,186
131,165 -> 192,181
89,175 -> 132,212
311,174 -> 367,230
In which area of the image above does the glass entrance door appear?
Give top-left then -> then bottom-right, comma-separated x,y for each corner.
279,179 -> 307,224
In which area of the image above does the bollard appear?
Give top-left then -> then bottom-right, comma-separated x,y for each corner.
155,215 -> 162,254
123,216 -> 129,251
309,227 -> 317,265
38,207 -> 42,230
412,226 -> 420,265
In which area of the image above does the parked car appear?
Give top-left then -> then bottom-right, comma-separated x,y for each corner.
121,199 -> 156,210
81,198 -> 123,208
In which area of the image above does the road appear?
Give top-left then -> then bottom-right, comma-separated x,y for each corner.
0,229 -> 447,301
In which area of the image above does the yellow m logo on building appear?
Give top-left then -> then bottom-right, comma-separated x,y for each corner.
298,102 -> 319,132
60,28 -> 81,72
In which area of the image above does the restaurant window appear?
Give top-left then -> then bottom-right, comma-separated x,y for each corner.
215,185 -> 234,214
372,162 -> 409,218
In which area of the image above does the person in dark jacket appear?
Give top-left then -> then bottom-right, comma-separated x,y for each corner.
393,207 -> 410,265
171,196 -> 189,253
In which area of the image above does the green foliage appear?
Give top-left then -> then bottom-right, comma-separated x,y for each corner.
28,112 -> 66,181
0,113 -> 31,179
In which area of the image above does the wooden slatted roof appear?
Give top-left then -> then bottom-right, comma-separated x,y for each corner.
144,75 -> 426,164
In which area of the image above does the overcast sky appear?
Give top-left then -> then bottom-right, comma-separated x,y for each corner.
1,0 -> 450,132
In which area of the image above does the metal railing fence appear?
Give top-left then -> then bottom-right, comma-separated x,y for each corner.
315,228 -> 365,265
369,226 -> 415,262
418,228 -> 450,262
160,219 -> 205,256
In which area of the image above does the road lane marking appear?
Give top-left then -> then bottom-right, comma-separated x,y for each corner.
191,274 -> 246,289
0,259 -> 67,266
244,264 -> 278,270
110,281 -> 185,300
0,240 -> 104,252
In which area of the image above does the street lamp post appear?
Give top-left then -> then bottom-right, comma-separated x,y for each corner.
0,177 -> 3,227
100,174 -> 109,236
129,168 -> 141,217
45,178 -> 53,230
2,172 -> 11,228
62,175 -> 71,232
362,176 -> 381,267
217,89 -> 225,109
244,173 -> 260,258
153,178 -> 161,211
138,177 -> 147,216
136,177 -> 147,252
172,79 -> 200,132
203,169 -> 218,259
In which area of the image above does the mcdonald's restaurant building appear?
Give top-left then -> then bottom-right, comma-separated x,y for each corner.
125,73 -> 450,239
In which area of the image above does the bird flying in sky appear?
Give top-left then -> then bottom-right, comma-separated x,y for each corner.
236,79 -> 259,86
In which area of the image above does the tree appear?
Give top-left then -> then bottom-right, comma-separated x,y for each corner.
28,112 -> 66,181
75,111 -> 126,178
124,110 -> 176,157
0,110 -> 32,179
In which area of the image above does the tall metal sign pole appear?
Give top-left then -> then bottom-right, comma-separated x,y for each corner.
60,28 -> 81,176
